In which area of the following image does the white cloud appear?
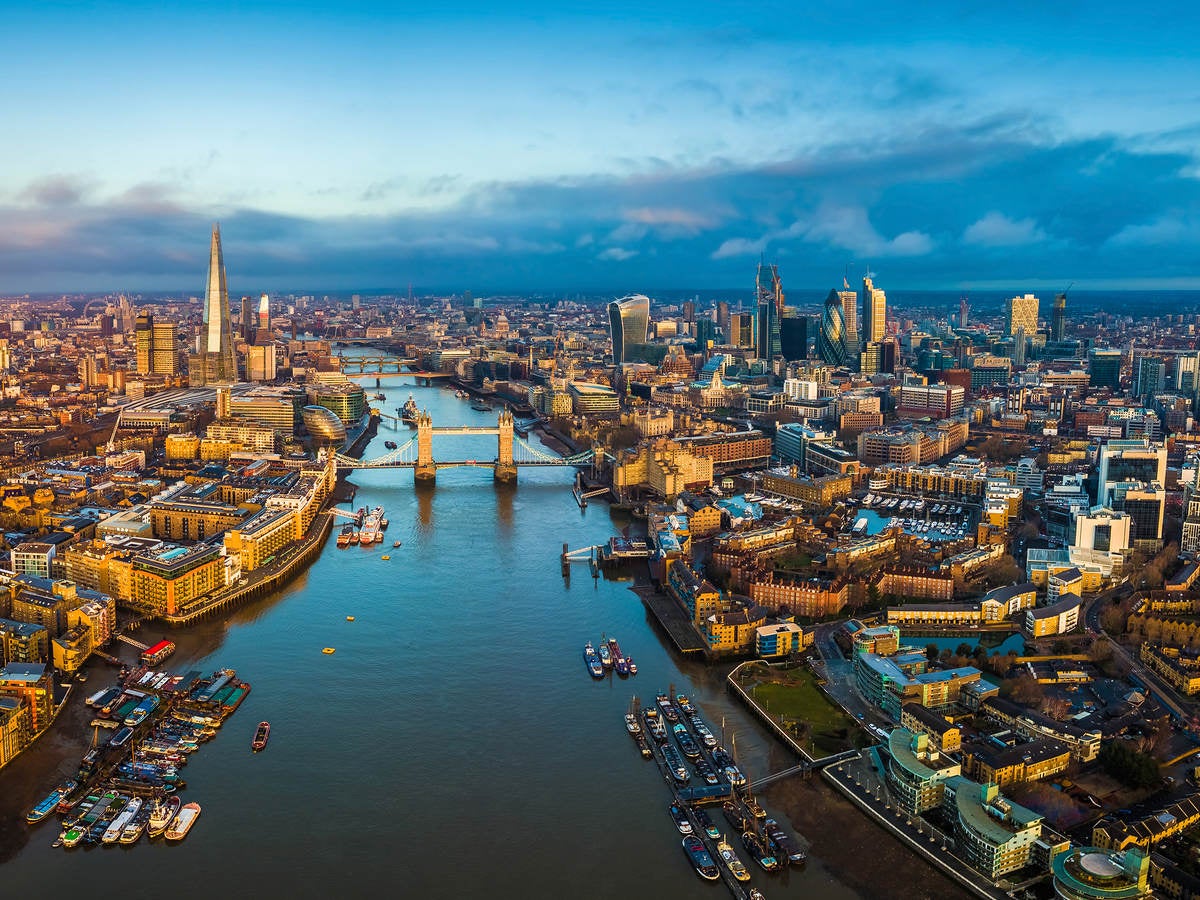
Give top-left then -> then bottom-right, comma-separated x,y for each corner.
597,247 -> 638,261
963,211 -> 1046,247
711,236 -> 768,259
1107,215 -> 1197,247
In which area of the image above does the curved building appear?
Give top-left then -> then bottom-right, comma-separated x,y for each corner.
1051,846 -> 1150,900
302,405 -> 347,445
608,294 -> 650,364
819,289 -> 850,365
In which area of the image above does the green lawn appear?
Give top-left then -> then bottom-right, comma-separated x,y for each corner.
746,667 -> 862,756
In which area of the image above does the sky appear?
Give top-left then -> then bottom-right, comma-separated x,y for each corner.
1,0 -> 1199,294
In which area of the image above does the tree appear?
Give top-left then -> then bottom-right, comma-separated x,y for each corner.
956,642 -> 974,658
1006,673 -> 1046,706
1100,606 -> 1128,635
993,554 -> 1025,586
926,643 -> 940,663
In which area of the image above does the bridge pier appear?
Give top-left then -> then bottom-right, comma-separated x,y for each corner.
415,411 -> 436,482
494,409 -> 517,483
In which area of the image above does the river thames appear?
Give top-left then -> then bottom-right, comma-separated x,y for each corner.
0,376 -> 964,899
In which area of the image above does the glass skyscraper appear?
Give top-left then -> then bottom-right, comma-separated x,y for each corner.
189,224 -> 239,385
755,263 -> 783,360
819,289 -> 850,366
608,294 -> 650,364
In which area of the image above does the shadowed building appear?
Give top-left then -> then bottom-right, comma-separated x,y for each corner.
608,294 -> 650,364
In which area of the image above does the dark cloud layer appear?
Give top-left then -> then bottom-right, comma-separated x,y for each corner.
1,119 -> 1198,293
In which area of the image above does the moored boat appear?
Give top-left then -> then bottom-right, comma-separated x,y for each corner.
672,723 -> 701,760
668,802 -> 692,835
642,708 -> 667,742
583,642 -> 604,678
741,830 -> 780,872
627,657 -> 637,675
103,797 -> 142,844
694,807 -> 721,841
675,693 -> 696,716
165,802 -> 201,841
624,713 -> 641,735
655,693 -> 680,722
764,817 -> 807,866
597,641 -> 612,669
661,743 -> 690,784
251,721 -> 271,751
634,732 -> 652,759
27,780 -> 78,824
119,806 -> 150,844
148,795 -> 182,838
717,835 -> 752,881
682,836 -> 721,881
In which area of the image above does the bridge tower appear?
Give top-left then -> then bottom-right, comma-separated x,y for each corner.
495,409 -> 517,483
415,410 -> 436,482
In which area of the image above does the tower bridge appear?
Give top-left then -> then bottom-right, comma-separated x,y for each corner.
332,410 -> 601,483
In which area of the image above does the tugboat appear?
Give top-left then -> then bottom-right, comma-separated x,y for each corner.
251,721 -> 271,752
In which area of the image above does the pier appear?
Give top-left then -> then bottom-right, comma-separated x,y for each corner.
631,584 -> 708,655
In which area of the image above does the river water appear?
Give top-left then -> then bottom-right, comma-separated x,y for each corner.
0,375 -> 962,898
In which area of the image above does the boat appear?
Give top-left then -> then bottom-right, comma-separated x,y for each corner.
336,525 -> 353,548
251,721 -> 271,752
749,890 -> 766,900
764,818 -> 807,866
583,642 -> 604,678
661,743 -> 690,784
359,505 -> 385,545
109,725 -> 134,748
27,780 -> 77,824
673,723 -> 701,760
103,797 -> 142,844
723,800 -> 753,834
165,802 -> 200,841
346,616 -> 355,622
471,401 -> 492,412
120,805 -> 150,844
694,807 -> 721,841
695,757 -> 720,785
741,831 -> 780,872
383,440 -> 397,450
669,802 -> 692,834
323,647 -> 336,655
372,392 -> 386,401
597,641 -> 612,669
627,657 -> 637,675
455,389 -> 470,399
634,732 -> 652,759
674,693 -> 696,716
381,554 -> 391,560
624,713 -> 641,735
642,708 -> 667,742
682,836 -> 721,881
148,795 -> 182,838
401,395 -> 419,424
717,836 -> 752,881
608,637 -> 629,676
655,693 -> 680,723
54,780 -> 83,814
393,540 -> 402,548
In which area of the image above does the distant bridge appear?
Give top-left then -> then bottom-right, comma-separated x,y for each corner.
333,410 -> 599,483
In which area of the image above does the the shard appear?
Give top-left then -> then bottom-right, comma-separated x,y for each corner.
189,224 -> 239,385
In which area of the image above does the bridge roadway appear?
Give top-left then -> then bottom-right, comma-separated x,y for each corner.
335,458 -> 583,470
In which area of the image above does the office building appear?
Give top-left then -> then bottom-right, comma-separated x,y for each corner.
188,224 -> 239,385
861,274 -> 886,347
1089,348 -> 1123,390
134,313 -> 179,376
247,293 -> 277,382
1134,355 -> 1166,402
608,295 -> 650,364
819,289 -> 851,366
1005,293 -> 1039,338
1096,439 -> 1167,507
940,778 -> 1043,880
755,263 -> 783,359
779,313 -> 807,361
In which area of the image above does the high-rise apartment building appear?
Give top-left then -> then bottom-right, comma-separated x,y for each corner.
861,275 -> 886,347
755,263 -> 784,359
1005,293 -> 1040,338
607,295 -> 650,364
1135,356 -> 1166,402
188,224 -> 239,386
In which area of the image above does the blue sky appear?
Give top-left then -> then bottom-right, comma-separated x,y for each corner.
1,1 -> 1198,292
